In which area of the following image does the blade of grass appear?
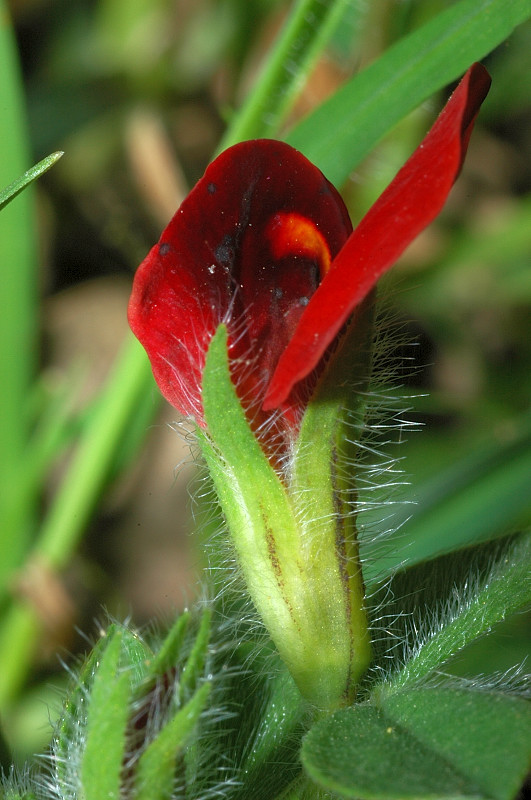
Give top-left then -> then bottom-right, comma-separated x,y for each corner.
34,336 -> 155,567
0,604 -> 41,715
0,335 -> 156,710
287,0 -> 531,186
0,0 -> 38,560
0,151 -> 63,211
0,371 -> 83,601
218,0 -> 358,150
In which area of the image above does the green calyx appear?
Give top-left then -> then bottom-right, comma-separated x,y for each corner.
52,615 -> 212,800
200,312 -> 374,709
290,296 -> 375,699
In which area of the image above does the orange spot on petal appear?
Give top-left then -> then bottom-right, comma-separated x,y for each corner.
266,212 -> 331,277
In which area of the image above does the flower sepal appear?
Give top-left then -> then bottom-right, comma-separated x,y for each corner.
289,293 -> 376,700
200,323 -> 372,709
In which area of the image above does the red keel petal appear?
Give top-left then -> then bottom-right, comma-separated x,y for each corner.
264,63 -> 491,410
128,139 -> 351,422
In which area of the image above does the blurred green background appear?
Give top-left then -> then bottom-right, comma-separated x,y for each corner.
1,0 -> 529,764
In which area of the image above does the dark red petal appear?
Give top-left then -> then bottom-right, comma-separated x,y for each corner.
128,139 -> 351,421
128,238 -> 223,418
264,63 -> 491,410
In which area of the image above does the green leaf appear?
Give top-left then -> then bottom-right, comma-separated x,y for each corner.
379,534 -> 531,693
147,611 -> 190,682
134,682 -> 211,800
302,689 -> 531,800
366,535 -> 528,681
0,152 -> 63,211
119,625 -> 152,686
198,642 -> 307,800
0,772 -> 38,800
287,0 -> 531,186
54,623 -> 148,791
235,664 -> 307,799
54,631 -> 111,788
384,689 -> 531,800
80,629 -> 132,800
363,414 -> 531,585
179,608 -> 211,701
0,370 -> 84,602
303,705 -> 479,799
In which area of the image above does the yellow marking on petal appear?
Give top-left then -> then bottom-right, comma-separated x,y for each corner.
266,212 -> 332,277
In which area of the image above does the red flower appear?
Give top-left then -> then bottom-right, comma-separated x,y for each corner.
128,63 -> 490,429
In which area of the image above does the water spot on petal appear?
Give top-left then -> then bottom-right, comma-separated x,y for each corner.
216,234 -> 235,267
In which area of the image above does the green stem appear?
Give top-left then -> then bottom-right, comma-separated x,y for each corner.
218,0 -> 352,149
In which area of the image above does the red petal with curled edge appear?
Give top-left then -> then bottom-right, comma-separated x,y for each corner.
264,63 -> 491,411
128,139 -> 351,422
